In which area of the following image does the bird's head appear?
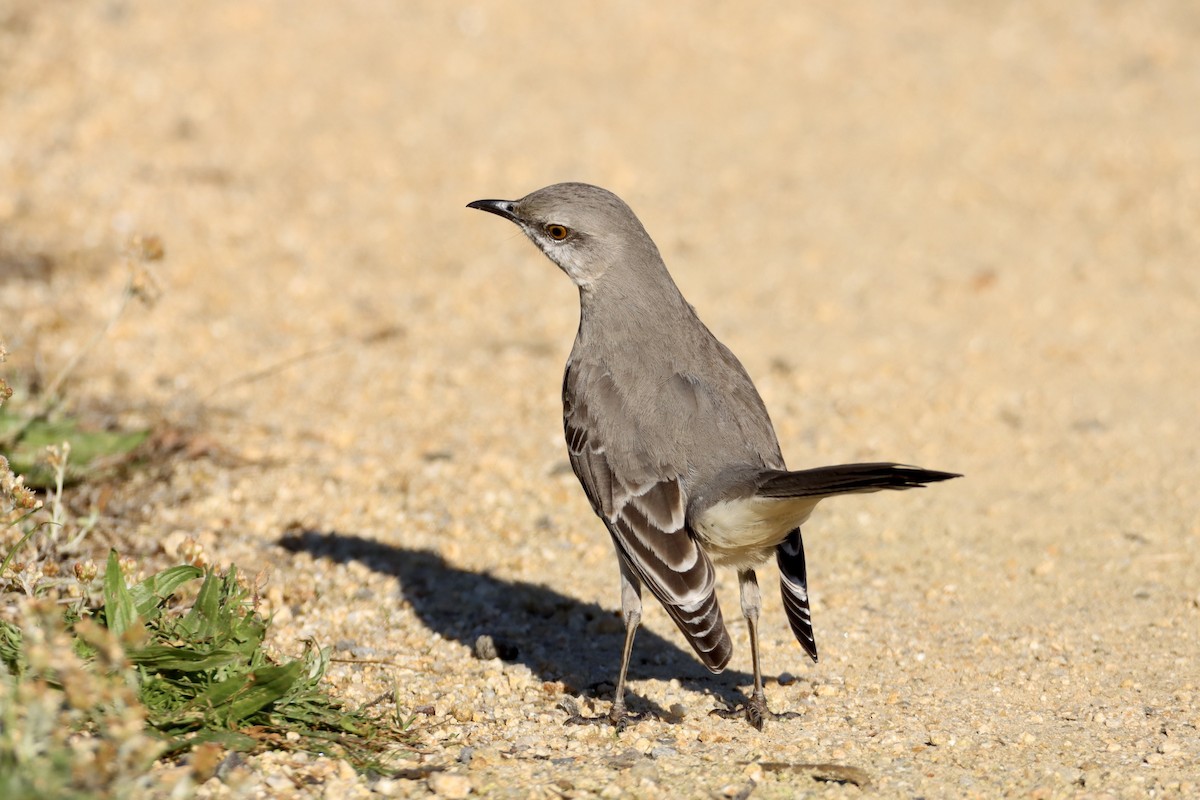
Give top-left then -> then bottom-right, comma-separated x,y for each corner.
468,182 -> 661,288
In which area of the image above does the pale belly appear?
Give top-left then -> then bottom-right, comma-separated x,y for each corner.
692,495 -> 821,570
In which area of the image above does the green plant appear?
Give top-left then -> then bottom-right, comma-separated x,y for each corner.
0,552 -> 414,790
3,346 -> 414,791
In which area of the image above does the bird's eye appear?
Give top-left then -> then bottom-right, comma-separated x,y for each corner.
545,224 -> 570,241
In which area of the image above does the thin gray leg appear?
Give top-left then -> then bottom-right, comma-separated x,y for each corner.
738,569 -> 770,729
565,558 -> 643,729
609,559 -> 643,729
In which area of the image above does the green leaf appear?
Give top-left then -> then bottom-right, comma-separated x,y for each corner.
127,644 -> 243,672
228,662 -> 305,723
0,409 -> 149,488
181,568 -> 223,639
199,661 -> 304,727
102,550 -> 137,637
131,565 -> 203,621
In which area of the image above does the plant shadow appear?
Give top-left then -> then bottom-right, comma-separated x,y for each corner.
277,529 -> 757,719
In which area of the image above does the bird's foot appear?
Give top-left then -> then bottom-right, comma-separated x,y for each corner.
559,697 -> 642,731
710,693 -> 801,730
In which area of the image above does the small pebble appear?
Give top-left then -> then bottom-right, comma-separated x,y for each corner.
472,634 -> 518,660
264,774 -> 292,790
428,771 -> 472,799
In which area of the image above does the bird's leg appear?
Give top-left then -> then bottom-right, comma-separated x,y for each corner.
565,561 -> 643,730
608,564 -> 643,729
739,569 -> 770,729
710,568 -> 803,727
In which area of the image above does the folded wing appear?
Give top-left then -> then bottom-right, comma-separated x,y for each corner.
564,363 -> 732,672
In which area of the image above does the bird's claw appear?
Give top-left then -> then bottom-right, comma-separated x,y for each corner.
563,710 -> 643,731
560,698 -> 642,731
710,695 -> 800,729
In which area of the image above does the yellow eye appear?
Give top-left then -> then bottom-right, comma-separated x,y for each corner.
545,224 -> 570,241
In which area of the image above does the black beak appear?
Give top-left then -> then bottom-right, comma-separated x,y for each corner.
467,198 -> 519,222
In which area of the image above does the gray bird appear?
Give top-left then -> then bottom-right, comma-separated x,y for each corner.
468,183 -> 959,729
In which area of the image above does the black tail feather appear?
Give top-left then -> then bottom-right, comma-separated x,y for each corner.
776,528 -> 818,662
757,462 -> 960,499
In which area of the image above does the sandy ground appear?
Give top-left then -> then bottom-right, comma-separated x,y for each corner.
2,1 -> 1199,797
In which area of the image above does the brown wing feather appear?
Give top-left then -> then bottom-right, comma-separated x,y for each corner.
564,363 -> 732,672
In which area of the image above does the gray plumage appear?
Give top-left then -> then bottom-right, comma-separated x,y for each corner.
468,183 -> 959,728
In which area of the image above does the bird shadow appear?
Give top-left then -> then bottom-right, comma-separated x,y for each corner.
277,529 -> 755,719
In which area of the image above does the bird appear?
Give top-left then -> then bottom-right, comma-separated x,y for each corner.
467,183 -> 959,729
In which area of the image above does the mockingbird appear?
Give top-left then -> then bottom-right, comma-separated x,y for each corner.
468,183 -> 959,729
